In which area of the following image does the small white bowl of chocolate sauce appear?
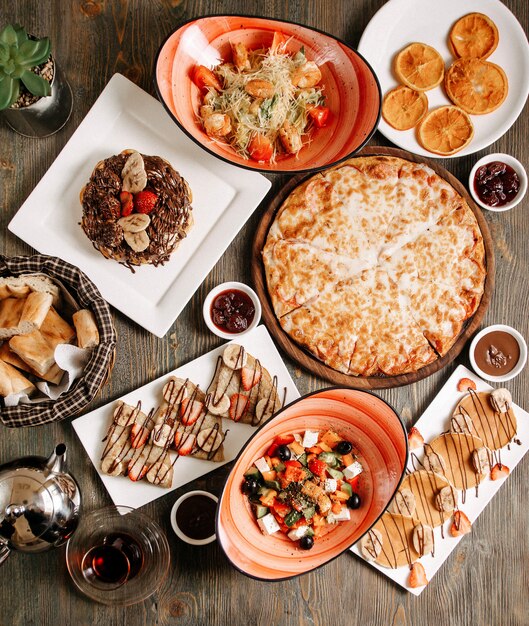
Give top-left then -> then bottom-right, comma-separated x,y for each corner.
469,324 -> 527,382
170,490 -> 218,546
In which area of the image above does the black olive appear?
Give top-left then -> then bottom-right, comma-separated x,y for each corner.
299,535 -> 314,550
336,441 -> 353,455
347,492 -> 361,509
241,478 -> 259,495
277,444 -> 291,461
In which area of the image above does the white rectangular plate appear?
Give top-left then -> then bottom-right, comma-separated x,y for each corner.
72,325 -> 299,509
351,364 -> 529,595
8,73 -> 271,337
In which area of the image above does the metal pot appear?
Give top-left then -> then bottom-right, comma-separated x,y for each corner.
0,443 -> 81,564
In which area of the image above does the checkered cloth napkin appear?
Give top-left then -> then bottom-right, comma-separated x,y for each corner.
0,254 -> 117,428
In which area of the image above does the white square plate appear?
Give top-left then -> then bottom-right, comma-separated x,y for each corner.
351,364 -> 529,595
8,73 -> 272,337
72,325 -> 299,509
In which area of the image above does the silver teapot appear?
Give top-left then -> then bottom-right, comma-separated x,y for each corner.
0,443 -> 81,564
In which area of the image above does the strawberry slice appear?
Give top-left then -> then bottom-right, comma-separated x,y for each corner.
174,432 -> 196,456
408,427 -> 424,450
120,191 -> 134,216
133,190 -> 158,215
408,562 -> 428,588
457,377 -> 477,392
490,463 -> 510,480
127,458 -> 148,481
450,510 -> 472,537
241,366 -> 262,391
229,393 -> 249,421
130,424 -> 149,449
179,398 -> 205,426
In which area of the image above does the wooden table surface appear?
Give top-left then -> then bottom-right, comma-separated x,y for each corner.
1,1 -> 528,624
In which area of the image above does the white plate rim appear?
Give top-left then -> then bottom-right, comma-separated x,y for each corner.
358,0 -> 529,158
8,73 -> 272,336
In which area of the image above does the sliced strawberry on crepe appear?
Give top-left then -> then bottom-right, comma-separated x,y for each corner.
229,393 -> 249,421
130,424 -> 149,449
450,510 -> 472,537
174,431 -> 196,456
408,562 -> 428,588
490,463 -> 510,480
127,457 -> 149,482
457,377 -> 477,392
407,427 -> 424,450
241,365 -> 262,391
179,398 -> 205,426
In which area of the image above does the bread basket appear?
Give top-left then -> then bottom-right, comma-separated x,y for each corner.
0,254 -> 117,427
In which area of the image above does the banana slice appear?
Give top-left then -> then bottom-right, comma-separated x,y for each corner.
435,485 -> 458,512
255,397 -> 276,424
450,412 -> 473,433
472,446 -> 491,474
118,213 -> 150,233
113,402 -> 142,426
222,344 -> 247,369
359,528 -> 383,561
206,393 -> 230,415
412,523 -> 435,556
423,449 -> 446,474
101,455 -> 125,476
121,151 -> 147,194
106,424 -> 131,447
197,427 -> 223,453
389,488 -> 416,517
124,229 -> 149,252
163,377 -> 189,404
490,388 -> 512,413
146,461 -> 173,487
151,422 -> 175,448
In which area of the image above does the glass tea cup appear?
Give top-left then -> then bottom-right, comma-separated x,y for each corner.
66,505 -> 170,605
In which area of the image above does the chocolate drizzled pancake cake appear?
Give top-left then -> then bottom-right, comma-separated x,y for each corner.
262,155 -> 487,376
80,150 -> 193,268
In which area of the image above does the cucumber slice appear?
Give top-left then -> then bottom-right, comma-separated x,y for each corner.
253,505 -> 269,519
284,510 -> 302,527
264,480 -> 282,491
273,461 -> 286,472
302,505 -> 316,520
297,453 -> 308,466
244,466 -> 260,479
305,527 -> 315,537
327,467 -> 344,481
318,451 -> 339,468
341,482 -> 352,497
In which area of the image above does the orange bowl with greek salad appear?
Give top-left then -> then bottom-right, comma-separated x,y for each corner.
217,387 -> 407,580
154,15 -> 381,174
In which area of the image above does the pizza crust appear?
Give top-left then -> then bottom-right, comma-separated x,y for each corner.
263,155 -> 486,376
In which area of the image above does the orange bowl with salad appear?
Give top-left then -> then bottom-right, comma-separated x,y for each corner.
154,15 -> 381,174
216,388 -> 407,580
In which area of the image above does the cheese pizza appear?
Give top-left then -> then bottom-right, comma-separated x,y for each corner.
262,156 -> 486,376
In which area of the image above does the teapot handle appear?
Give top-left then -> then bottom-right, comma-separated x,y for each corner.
0,542 -> 10,566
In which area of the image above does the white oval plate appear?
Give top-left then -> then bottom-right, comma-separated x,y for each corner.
358,0 -> 529,158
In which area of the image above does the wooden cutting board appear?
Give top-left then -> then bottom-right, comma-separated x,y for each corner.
251,146 -> 495,389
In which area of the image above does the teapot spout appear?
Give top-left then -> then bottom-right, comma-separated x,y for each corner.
45,443 -> 67,474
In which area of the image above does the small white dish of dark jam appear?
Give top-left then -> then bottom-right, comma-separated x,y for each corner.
469,153 -> 527,212
170,490 -> 218,545
203,281 -> 261,340
469,324 -> 527,382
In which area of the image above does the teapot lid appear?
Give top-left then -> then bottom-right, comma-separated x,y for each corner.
0,469 -> 55,547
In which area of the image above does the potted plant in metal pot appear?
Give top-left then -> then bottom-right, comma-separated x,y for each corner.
0,24 -> 72,137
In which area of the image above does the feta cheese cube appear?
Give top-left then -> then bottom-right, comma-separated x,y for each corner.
287,525 -> 309,541
254,457 -> 271,475
257,513 -> 280,535
302,430 -> 320,449
293,433 -> 303,444
343,461 -> 363,480
332,507 -> 351,522
324,478 -> 338,493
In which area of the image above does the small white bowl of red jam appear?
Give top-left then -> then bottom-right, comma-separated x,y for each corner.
469,324 -> 527,383
170,490 -> 218,546
203,281 -> 261,340
469,153 -> 527,212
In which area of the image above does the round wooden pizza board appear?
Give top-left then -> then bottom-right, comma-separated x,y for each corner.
251,146 -> 495,389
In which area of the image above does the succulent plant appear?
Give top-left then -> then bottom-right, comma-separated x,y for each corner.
0,24 -> 51,110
